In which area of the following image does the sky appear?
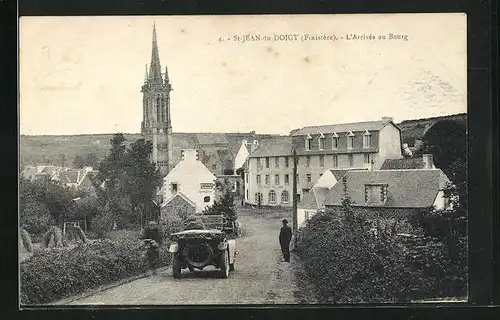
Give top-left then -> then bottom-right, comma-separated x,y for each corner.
19,14 -> 467,136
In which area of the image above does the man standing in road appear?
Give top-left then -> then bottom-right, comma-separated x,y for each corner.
279,219 -> 292,262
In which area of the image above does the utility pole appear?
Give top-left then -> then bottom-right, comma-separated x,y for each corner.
292,149 -> 298,247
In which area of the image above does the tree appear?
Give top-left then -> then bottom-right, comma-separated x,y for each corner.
95,133 -> 129,206
83,152 -> 100,168
123,139 -> 163,222
73,155 -> 85,169
19,178 -> 53,234
203,189 -> 237,221
93,134 -> 163,228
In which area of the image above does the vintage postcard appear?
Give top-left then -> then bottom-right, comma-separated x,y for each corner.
19,13 -> 467,306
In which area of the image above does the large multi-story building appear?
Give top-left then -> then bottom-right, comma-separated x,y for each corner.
244,117 -> 404,207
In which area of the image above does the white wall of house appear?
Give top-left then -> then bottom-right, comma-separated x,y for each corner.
245,156 -> 294,206
377,122 -> 404,168
161,149 -> 217,213
433,190 -> 453,211
234,140 -> 250,172
297,208 -> 318,228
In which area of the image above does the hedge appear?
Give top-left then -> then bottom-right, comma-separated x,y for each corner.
295,211 -> 467,303
20,237 -> 171,305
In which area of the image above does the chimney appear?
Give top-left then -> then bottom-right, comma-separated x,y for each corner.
382,116 -> 393,122
423,154 -> 434,169
251,140 -> 259,153
402,143 -> 413,157
181,149 -> 199,162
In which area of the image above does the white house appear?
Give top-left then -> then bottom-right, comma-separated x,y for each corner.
234,139 -> 259,172
297,168 -> 364,227
159,149 -> 217,213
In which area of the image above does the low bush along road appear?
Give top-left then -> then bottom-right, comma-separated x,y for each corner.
61,210 -> 302,305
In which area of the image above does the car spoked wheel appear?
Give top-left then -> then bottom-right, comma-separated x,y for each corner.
220,250 -> 229,279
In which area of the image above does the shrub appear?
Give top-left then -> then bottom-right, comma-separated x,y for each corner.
296,211 -> 424,303
20,237 -> 171,305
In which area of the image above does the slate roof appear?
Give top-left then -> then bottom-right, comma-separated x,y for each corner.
380,158 -> 425,170
290,119 -> 397,136
298,191 -> 318,210
323,169 -> 451,208
169,132 -> 279,168
298,187 -> 330,209
162,192 -> 196,208
329,169 -> 354,181
248,136 -> 293,158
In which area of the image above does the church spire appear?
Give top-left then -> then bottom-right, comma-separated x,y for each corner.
149,22 -> 162,83
164,66 -> 169,83
144,64 -> 149,83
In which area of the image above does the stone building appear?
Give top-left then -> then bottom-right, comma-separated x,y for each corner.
244,117 -> 404,207
141,23 -> 173,177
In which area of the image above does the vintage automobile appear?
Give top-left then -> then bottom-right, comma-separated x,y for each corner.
168,215 -> 237,278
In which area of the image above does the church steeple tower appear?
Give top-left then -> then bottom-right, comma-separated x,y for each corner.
149,22 -> 163,83
141,23 -> 173,177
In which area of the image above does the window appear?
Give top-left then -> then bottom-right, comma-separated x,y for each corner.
365,184 -> 388,204
265,157 -> 270,168
285,157 -> 289,168
333,155 -> 339,168
281,191 -> 290,204
347,132 -> 354,149
306,156 -> 310,167
255,193 -> 262,203
245,174 -> 248,183
364,154 -> 370,164
171,183 -> 178,192
265,174 -> 270,185
269,190 -> 276,203
246,189 -> 249,200
305,135 -> 312,150
296,174 -> 300,183
256,174 -> 261,185
363,130 -> 371,148
257,158 -> 261,167
332,134 -> 339,149
204,196 -> 211,203
284,174 -> 290,185
275,157 -> 279,168
275,174 -> 280,185
212,164 -> 217,170
156,97 -> 161,122
305,211 -> 310,221
348,154 -> 354,166
319,155 -> 324,167
306,174 -> 312,183
319,135 -> 326,150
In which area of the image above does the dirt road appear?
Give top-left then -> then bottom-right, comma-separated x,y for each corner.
65,211 -> 301,305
